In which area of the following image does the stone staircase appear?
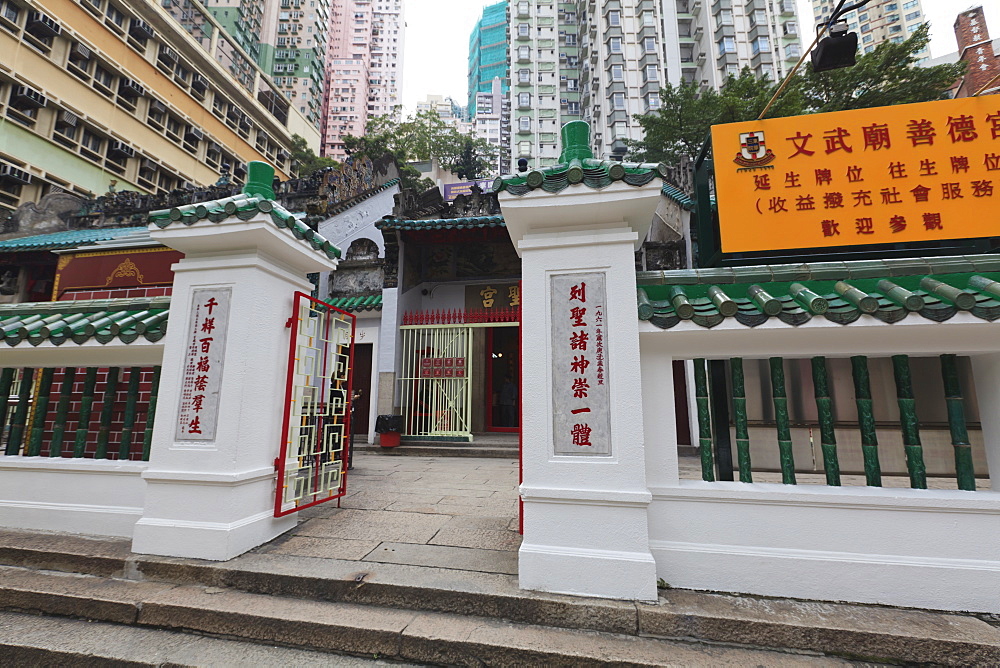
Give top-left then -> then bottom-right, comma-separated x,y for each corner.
358,432 -> 520,459
0,529 -> 998,666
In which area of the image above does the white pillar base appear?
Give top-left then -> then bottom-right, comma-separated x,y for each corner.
519,496 -> 657,600
132,471 -> 295,561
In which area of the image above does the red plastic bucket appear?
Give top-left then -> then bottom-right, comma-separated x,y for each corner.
380,431 -> 401,448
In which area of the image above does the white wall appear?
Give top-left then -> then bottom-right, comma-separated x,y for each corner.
0,458 -> 147,537
639,316 -> 1000,614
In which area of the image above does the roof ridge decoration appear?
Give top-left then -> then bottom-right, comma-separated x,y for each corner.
147,161 -> 341,259
636,254 -> 1000,329
492,120 -> 673,196
376,214 -> 505,231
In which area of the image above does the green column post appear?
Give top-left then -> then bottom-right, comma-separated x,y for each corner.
694,358 -> 715,482
811,357 -> 841,486
6,368 -> 34,455
26,367 -> 55,456
940,355 -> 976,491
74,368 -> 99,457
730,357 -> 752,482
0,367 -> 16,451
50,367 -> 76,457
769,357 -> 795,484
850,356 -> 882,486
142,366 -> 161,462
891,355 -> 927,489
118,367 -> 143,459
95,367 -> 120,459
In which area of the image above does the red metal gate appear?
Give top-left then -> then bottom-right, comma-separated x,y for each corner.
274,292 -> 355,517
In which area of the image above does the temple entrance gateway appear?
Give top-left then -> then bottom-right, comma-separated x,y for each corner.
486,325 -> 520,432
398,324 -> 474,440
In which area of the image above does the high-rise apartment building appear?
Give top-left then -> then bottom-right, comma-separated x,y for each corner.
501,0 -> 802,168
810,0 -> 928,59
469,1 -> 510,119
507,1 -> 582,170
204,0 -> 331,129
658,0 -> 802,92
0,0 -> 316,214
368,0 -> 404,117
320,0 -> 404,160
472,77 -> 512,176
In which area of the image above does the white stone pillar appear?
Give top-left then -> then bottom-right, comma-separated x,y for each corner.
501,182 -> 661,601
132,212 -> 339,561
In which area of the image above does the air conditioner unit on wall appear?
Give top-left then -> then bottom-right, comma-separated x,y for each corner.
108,140 -> 136,158
0,163 -> 32,185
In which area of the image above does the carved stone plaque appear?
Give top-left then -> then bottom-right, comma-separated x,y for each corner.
175,288 -> 231,441
551,272 -> 611,456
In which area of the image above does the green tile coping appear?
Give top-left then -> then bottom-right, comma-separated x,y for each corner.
147,193 -> 341,260
327,294 -> 383,312
492,120 -> 673,196
0,297 -> 170,346
0,227 -> 146,251
637,254 -> 1000,327
376,215 -> 506,231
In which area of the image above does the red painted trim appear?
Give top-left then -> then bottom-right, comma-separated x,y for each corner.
274,292 -> 357,518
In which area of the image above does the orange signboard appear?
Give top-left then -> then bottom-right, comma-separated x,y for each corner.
711,96 -> 1000,253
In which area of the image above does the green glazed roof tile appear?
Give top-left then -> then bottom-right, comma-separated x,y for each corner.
327,294 -> 383,312
376,215 -> 506,231
638,254 -> 1000,329
148,185 -> 341,260
1,297 -> 170,346
0,227 -> 146,252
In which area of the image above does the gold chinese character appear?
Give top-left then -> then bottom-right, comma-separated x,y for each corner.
480,286 -> 497,308
508,285 -> 520,307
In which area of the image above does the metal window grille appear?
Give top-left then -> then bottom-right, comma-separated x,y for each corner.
398,325 -> 473,439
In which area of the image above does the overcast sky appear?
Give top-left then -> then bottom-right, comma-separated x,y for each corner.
399,0 -> 1000,115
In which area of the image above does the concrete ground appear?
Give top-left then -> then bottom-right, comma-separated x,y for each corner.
255,451 -> 981,578
257,454 -> 523,575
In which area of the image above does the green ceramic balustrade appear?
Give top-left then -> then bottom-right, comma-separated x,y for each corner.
0,368 -> 14,440
940,355 -> 976,491
95,367 -> 121,459
811,357 -> 841,486
769,357 -> 796,484
850,356 -> 882,486
891,355 -> 927,489
50,368 -> 76,457
693,358 -> 715,481
26,367 -> 55,456
143,366 -> 162,462
118,367 -> 143,459
74,368 -> 99,457
729,358 -> 752,482
6,368 -> 33,455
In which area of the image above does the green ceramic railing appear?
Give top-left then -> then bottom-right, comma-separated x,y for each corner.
690,355 -> 979,489
0,366 -> 161,461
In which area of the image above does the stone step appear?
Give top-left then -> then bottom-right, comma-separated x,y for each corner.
357,443 -> 518,458
0,566 -> 847,667
0,610 -> 415,667
1,529 -> 999,665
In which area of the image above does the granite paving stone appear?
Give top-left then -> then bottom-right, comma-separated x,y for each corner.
429,528 -> 523,552
362,542 -> 519,575
295,510 -> 452,544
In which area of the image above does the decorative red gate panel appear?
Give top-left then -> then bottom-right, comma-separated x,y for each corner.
274,292 -> 355,517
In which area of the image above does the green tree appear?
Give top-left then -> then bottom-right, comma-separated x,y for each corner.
629,70 -> 803,163
630,24 -> 964,163
289,134 -> 339,177
343,108 -> 499,189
